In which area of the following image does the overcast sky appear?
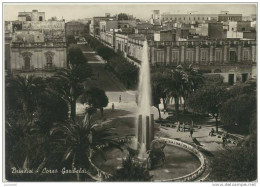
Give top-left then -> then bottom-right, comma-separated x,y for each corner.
4,3 -> 257,21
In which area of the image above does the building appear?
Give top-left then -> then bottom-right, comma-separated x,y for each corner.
208,22 -> 225,39
154,30 -> 177,42
18,9 -> 45,21
161,13 -> 218,24
8,10 -> 67,76
150,10 -> 161,25
89,14 -> 116,37
218,13 -> 242,22
97,30 -> 256,85
65,21 -> 86,37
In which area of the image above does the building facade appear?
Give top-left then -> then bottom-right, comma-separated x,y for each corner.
99,31 -> 256,84
65,21 -> 86,36
7,10 -> 67,76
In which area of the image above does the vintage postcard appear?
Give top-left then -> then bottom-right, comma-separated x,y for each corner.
3,2 -> 257,183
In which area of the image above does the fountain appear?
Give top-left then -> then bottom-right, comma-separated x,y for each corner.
136,40 -> 155,158
90,40 -> 206,181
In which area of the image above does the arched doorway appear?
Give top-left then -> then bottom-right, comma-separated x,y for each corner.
24,56 -> 31,70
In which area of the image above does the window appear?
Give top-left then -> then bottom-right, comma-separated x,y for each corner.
216,51 -> 221,62
46,55 -> 53,68
198,17 -> 200,20
201,51 -> 207,61
189,17 -> 190,20
186,51 -> 193,62
39,16 -> 43,21
194,17 -> 195,20
184,17 -> 185,20
157,51 -> 164,63
230,51 -> 237,62
24,56 -> 31,70
243,50 -> 249,60
172,51 -> 179,64
202,17 -> 204,20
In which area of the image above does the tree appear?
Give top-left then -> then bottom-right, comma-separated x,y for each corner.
117,13 -> 129,20
209,146 -> 256,181
220,92 -> 256,134
6,75 -> 46,120
67,35 -> 76,46
186,85 -> 228,132
52,114 -> 122,181
67,47 -> 87,67
80,87 -> 108,119
164,66 -> 185,113
51,47 -> 92,121
34,93 -> 69,133
152,83 -> 163,120
108,154 -> 153,181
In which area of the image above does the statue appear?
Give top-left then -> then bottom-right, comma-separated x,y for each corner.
146,140 -> 166,169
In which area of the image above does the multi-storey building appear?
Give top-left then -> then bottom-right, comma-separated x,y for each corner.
161,14 -> 218,24
65,21 -> 86,37
89,15 -> 116,37
7,10 -> 67,76
218,13 -> 242,22
99,31 -> 256,85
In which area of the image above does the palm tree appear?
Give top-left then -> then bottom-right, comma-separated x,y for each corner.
50,62 -> 92,121
51,112 -> 122,181
6,75 -> 46,120
181,64 -> 204,111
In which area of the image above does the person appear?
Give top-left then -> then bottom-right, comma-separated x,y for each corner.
209,128 -> 215,136
177,121 -> 180,132
222,135 -> 227,147
112,103 -> 115,112
135,94 -> 138,105
182,123 -> 185,132
119,95 -> 121,103
190,128 -> 194,138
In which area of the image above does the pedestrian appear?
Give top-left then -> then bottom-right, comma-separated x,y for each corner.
135,94 -> 138,105
182,123 -> 185,132
112,103 -> 115,112
209,128 -> 215,136
119,95 -> 121,103
177,121 -> 180,132
189,128 -> 194,138
222,136 -> 227,147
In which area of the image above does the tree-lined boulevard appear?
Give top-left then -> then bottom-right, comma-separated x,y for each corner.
5,35 -> 257,182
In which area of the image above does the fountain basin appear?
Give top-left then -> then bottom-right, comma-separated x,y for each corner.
89,136 -> 206,181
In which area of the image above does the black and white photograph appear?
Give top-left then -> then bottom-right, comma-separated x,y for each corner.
2,2 -> 258,183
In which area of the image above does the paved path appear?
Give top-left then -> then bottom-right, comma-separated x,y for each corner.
75,42 -> 239,154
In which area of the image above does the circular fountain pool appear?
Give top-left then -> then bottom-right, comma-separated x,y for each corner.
91,140 -> 201,181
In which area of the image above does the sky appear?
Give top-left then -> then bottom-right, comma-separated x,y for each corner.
4,3 -> 257,21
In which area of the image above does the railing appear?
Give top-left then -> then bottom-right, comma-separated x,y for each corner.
154,137 -> 206,182
88,136 -> 206,182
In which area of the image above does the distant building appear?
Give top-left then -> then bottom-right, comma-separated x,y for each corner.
66,21 -> 86,36
150,10 -> 161,25
89,14 -> 116,37
18,9 -> 45,21
161,13 -> 218,24
154,30 -> 177,42
218,13 -> 242,22
9,10 -> 67,76
208,22 -> 225,39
